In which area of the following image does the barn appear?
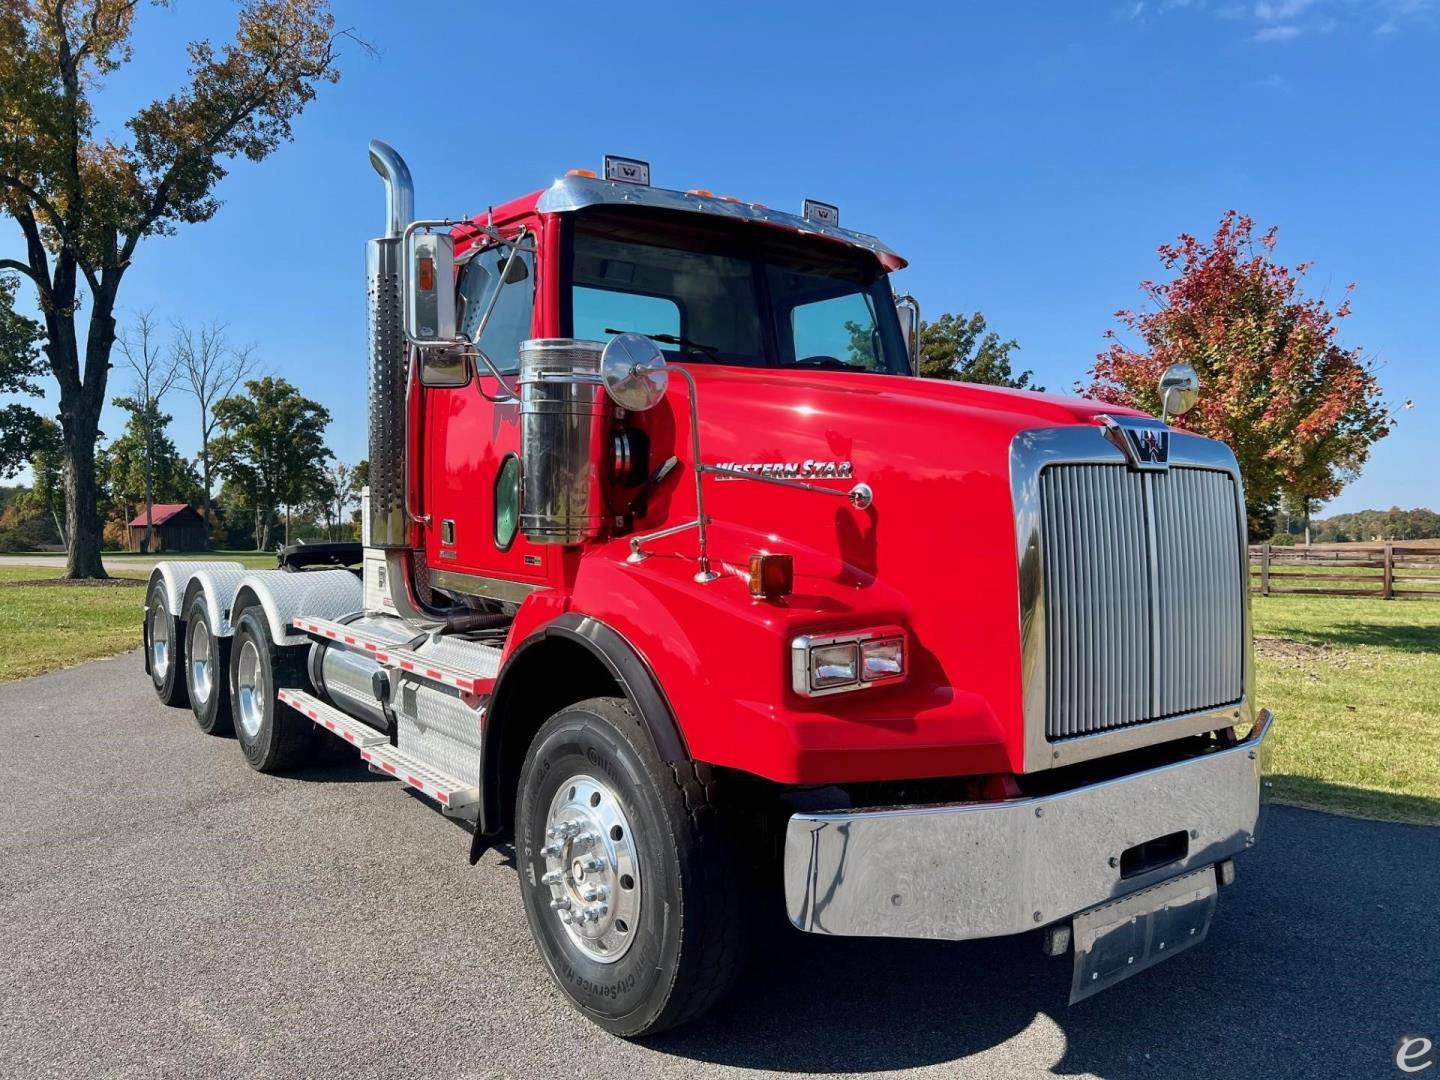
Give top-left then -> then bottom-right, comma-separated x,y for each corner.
126,504 -> 208,553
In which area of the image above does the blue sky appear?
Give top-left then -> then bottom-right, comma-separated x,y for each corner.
3,0 -> 1436,514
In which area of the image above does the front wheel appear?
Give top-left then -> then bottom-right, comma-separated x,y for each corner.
516,697 -> 749,1037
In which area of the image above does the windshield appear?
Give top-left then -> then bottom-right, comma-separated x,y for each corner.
566,208 -> 910,375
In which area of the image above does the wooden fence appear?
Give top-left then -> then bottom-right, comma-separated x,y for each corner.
1250,543 -> 1440,600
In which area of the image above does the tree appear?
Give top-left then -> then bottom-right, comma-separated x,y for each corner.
918,311 -> 1041,389
212,376 -> 331,549
173,319 -> 257,534
25,417 -> 67,545
0,1 -> 352,578
321,459 -> 361,540
1086,211 -> 1390,539
114,309 -> 179,551
0,272 -> 46,477
97,400 -> 201,527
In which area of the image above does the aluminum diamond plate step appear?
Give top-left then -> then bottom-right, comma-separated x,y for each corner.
280,686 -> 481,816
358,743 -> 479,814
277,688 -> 389,747
292,616 -> 498,695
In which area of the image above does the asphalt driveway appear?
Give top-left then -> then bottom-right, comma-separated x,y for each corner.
1,652 -> 1433,1079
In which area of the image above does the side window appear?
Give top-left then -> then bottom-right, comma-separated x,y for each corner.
790,291 -> 882,370
573,287 -> 681,349
457,245 -> 536,375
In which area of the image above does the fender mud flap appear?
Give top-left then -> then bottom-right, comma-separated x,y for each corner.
1070,866 -> 1218,1004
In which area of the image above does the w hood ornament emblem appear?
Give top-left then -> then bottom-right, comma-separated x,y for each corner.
1098,415 -> 1171,471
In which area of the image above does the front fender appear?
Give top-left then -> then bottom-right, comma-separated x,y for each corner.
562,540 -> 1008,786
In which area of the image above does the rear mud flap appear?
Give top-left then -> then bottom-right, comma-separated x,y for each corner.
1070,866 -> 1218,1004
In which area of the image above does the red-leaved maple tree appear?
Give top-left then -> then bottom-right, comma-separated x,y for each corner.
1086,211 -> 1390,539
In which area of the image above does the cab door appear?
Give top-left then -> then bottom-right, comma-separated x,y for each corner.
423,227 -> 549,594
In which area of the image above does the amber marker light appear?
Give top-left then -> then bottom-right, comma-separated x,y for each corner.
417,256 -> 435,292
748,554 -> 794,599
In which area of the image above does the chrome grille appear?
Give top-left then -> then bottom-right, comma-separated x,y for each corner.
1040,465 -> 1244,741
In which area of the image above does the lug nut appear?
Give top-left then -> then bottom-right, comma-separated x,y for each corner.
580,856 -> 605,873
571,832 -> 599,849
581,903 -> 608,923
550,897 -> 572,912
541,869 -> 564,886
558,909 -> 574,925
581,885 -> 607,903
548,821 -> 581,840
540,842 -> 564,859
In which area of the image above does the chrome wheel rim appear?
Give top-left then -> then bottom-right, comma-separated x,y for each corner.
189,619 -> 213,705
541,774 -> 641,964
149,600 -> 170,677
235,640 -> 265,739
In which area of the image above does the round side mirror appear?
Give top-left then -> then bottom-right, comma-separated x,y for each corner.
1158,362 -> 1200,419
602,333 -> 669,411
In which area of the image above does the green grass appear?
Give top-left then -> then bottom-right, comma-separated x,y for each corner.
0,565 -> 151,683
3,549 -> 277,569
1253,593 -> 1440,824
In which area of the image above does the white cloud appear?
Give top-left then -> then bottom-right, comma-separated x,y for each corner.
1254,0 -> 1318,20
1253,22 -> 1303,39
1148,0 -> 1436,39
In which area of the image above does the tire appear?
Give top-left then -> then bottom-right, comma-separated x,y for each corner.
184,594 -> 233,736
516,697 -> 748,1037
229,607 -> 316,773
145,581 -> 188,708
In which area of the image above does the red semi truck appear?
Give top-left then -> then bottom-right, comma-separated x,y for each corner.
142,143 -> 1271,1036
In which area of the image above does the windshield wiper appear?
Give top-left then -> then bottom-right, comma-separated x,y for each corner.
791,355 -> 869,372
604,328 -> 722,361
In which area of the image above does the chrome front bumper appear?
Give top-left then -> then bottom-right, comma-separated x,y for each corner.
784,710 -> 1272,941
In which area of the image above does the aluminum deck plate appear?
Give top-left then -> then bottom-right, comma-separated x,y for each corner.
292,617 -> 499,695
280,686 -> 481,815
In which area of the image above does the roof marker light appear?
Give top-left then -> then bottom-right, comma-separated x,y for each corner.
567,168 -> 597,178
687,188 -> 715,198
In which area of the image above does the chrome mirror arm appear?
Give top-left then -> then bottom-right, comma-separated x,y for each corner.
670,364 -> 720,583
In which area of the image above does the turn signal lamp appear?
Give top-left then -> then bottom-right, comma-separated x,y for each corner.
748,554 -> 793,599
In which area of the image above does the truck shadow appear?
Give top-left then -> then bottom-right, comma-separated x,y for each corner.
646,804 -> 1440,1076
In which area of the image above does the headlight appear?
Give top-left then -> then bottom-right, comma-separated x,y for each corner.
860,637 -> 904,682
791,629 -> 906,697
810,643 -> 859,689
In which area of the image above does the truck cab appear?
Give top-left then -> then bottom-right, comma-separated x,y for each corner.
141,144 -> 1271,1040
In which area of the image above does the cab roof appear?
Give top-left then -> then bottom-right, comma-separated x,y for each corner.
457,176 -> 906,271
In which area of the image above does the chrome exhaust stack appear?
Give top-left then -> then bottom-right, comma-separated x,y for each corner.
365,139 -> 415,551
363,140 -> 503,634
